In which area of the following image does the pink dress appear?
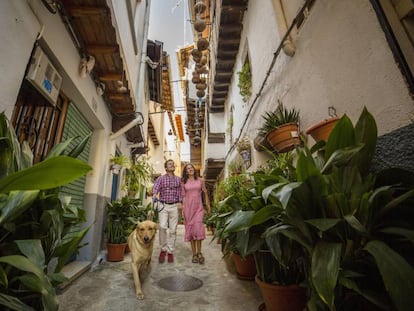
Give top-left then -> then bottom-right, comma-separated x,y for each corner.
182,178 -> 206,242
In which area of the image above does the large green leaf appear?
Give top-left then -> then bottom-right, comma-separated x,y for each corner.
365,240 -> 414,311
378,227 -> 414,242
15,240 -> 45,269
0,256 -> 58,311
311,242 -> 342,309
295,150 -> 320,182
45,136 -> 79,159
354,107 -> 377,175
223,210 -> 254,233
17,274 -> 58,311
53,227 -> 89,272
0,190 -> 39,225
324,114 -> 355,161
305,218 -> 340,232
250,204 -> 282,226
0,293 -> 35,311
0,255 -> 43,277
0,156 -> 92,192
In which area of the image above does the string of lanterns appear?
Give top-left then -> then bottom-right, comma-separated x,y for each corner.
189,0 -> 209,147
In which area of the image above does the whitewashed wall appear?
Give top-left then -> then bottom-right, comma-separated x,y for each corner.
226,0 -> 414,170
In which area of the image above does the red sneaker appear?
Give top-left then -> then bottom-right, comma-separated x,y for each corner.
159,251 -> 166,263
167,253 -> 174,263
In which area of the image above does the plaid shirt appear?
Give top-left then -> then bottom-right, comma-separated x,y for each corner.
152,174 -> 183,203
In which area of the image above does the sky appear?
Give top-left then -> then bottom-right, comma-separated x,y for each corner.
148,0 -> 194,160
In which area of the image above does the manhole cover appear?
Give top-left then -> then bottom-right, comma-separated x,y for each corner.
157,275 -> 203,292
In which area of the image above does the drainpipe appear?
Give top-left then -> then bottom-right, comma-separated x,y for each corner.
272,0 -> 296,56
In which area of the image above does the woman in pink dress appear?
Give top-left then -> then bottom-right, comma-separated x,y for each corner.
181,163 -> 211,264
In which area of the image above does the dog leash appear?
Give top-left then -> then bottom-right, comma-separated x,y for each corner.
147,198 -> 164,221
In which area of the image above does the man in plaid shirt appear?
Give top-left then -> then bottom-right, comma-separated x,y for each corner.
152,159 -> 183,263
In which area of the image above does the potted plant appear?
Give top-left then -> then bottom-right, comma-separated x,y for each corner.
237,135 -> 252,168
259,101 -> 301,153
222,153 -> 308,311
213,172 -> 258,280
105,199 -> 130,261
262,108 -> 414,310
237,61 -> 252,102
0,113 -> 92,310
123,156 -> 154,198
109,154 -> 130,174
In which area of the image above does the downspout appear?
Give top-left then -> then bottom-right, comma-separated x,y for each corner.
272,0 -> 296,56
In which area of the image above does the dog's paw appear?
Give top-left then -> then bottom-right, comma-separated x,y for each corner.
136,292 -> 144,300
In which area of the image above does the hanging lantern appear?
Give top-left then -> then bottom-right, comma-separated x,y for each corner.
197,38 -> 209,51
197,66 -> 209,75
194,1 -> 207,14
191,48 -> 202,58
196,83 -> 207,90
194,17 -> 207,32
197,90 -> 205,98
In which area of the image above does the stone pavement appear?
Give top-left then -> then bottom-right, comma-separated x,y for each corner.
58,225 -> 263,311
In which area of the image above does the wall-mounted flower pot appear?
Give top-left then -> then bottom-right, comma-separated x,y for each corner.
266,123 -> 301,153
110,164 -> 122,175
306,116 -> 340,142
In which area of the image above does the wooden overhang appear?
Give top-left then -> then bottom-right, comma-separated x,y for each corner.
203,158 -> 225,184
210,0 -> 248,112
58,0 -> 144,145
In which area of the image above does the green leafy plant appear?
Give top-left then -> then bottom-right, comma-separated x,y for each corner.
260,108 -> 414,310
0,112 -> 92,311
258,101 -> 299,137
123,156 -> 154,194
237,61 -> 252,102
110,154 -> 130,166
105,196 -> 148,244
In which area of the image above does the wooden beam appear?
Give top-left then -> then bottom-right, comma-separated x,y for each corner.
99,73 -> 122,81
66,6 -> 107,17
86,45 -> 119,54
107,93 -> 130,101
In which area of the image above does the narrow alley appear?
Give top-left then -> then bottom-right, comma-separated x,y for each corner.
57,225 -> 263,311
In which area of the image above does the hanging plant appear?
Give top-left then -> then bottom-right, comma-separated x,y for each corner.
237,62 -> 252,102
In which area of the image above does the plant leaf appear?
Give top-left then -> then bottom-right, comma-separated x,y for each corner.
364,240 -> 414,311
311,242 -> 342,309
0,156 -> 92,193
0,293 -> 36,311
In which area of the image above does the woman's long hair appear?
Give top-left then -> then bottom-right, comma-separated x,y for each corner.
182,163 -> 198,184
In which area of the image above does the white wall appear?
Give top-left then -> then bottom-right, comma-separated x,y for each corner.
227,0 -> 414,169
0,1 -> 40,118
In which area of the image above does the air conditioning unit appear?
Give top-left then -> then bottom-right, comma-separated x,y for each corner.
26,46 -> 62,106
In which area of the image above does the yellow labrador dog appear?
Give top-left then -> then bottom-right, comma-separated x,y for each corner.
127,220 -> 157,299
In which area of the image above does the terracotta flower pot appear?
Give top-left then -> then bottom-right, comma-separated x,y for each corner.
232,253 -> 257,280
255,275 -> 306,311
306,116 -> 340,142
107,243 -> 127,262
266,123 -> 301,153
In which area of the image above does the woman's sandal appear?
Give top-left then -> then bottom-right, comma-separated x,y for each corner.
192,254 -> 199,263
198,253 -> 205,264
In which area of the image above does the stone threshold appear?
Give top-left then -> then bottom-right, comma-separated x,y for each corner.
58,260 -> 91,290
